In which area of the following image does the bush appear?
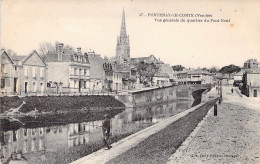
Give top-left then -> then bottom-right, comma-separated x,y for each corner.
0,96 -> 23,113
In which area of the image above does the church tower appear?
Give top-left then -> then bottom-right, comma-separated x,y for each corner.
116,9 -> 130,64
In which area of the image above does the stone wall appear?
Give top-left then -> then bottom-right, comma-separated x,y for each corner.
117,84 -> 211,107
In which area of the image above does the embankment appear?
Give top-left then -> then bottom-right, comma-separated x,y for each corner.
0,95 -> 125,113
117,84 -> 211,107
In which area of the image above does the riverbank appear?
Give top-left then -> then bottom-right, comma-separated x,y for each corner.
107,98 -> 218,164
0,95 -> 125,115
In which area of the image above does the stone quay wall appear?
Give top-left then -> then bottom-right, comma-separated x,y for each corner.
117,84 -> 212,107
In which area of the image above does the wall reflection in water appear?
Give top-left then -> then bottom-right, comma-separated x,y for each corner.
0,100 -> 193,162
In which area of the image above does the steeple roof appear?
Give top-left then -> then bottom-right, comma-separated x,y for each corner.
120,9 -> 127,38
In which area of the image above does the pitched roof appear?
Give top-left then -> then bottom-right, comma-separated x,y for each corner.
1,50 -> 15,64
22,50 -> 47,66
246,68 -> 260,74
187,69 -> 212,75
154,72 -> 170,78
45,48 -> 89,64
12,55 -> 26,61
12,55 -> 26,64
232,70 -> 245,76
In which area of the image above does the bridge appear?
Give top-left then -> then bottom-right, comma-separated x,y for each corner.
117,84 -> 212,107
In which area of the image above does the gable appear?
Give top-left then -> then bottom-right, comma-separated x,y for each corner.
23,52 -> 46,66
1,52 -> 14,64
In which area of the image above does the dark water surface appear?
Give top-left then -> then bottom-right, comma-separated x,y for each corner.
0,100 -> 195,163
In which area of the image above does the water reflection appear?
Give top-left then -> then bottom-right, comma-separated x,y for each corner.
0,100 -> 193,163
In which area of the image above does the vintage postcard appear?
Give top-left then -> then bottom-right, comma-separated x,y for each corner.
0,0 -> 260,163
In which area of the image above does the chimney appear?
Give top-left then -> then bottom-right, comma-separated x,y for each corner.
77,47 -> 81,53
57,43 -> 64,61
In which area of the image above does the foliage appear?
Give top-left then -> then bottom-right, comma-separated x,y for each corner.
219,64 -> 241,74
209,66 -> 219,73
136,61 -> 160,84
38,41 -> 74,56
172,65 -> 185,71
0,96 -> 23,113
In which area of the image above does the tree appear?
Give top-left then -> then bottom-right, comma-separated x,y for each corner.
209,66 -> 219,73
219,64 -> 241,74
137,61 -> 160,85
38,42 -> 56,56
172,65 -> 185,71
38,41 -> 74,56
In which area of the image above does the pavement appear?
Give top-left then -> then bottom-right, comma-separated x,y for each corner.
167,86 -> 260,164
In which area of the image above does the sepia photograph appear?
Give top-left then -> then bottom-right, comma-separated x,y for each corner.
0,0 -> 260,163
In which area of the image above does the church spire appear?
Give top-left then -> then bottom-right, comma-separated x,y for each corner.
120,9 -> 127,38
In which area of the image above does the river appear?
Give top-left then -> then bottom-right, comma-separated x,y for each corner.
0,100 -> 197,163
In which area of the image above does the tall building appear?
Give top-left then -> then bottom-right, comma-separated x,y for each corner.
45,43 -> 90,95
116,9 -> 130,65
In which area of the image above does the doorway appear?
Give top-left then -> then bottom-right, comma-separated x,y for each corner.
79,80 -> 81,92
254,89 -> 257,97
25,82 -> 28,94
14,78 -> 17,93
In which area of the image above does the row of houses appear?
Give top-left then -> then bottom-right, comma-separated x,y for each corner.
0,45 -> 133,96
213,59 -> 260,97
172,69 -> 215,85
0,50 -> 47,96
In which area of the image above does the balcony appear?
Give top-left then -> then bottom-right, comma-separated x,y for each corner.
69,74 -> 79,79
79,75 -> 90,80
0,72 -> 8,77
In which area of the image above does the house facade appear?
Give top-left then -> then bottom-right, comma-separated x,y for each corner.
0,50 -> 18,96
13,51 -> 47,95
88,51 -> 105,93
45,44 -> 90,95
153,73 -> 170,86
242,69 -> 260,97
113,71 -> 123,92
173,69 -> 214,85
103,61 -> 113,92
243,59 -> 259,70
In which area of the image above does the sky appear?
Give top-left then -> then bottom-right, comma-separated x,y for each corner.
1,0 -> 260,69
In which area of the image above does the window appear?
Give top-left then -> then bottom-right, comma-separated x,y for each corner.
32,67 -> 36,77
74,68 -> 77,75
24,66 -> 28,76
79,69 -> 82,75
84,81 -> 86,88
23,142 -> 28,153
40,68 -> 44,77
13,130 -> 18,142
1,64 -> 5,73
33,82 -> 37,92
39,128 -> 44,136
31,128 -> 36,136
39,139 -> 43,150
1,79 -> 5,88
74,80 -> 77,88
15,66 -> 17,71
84,69 -> 86,76
31,140 -> 35,151
24,128 -> 28,137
